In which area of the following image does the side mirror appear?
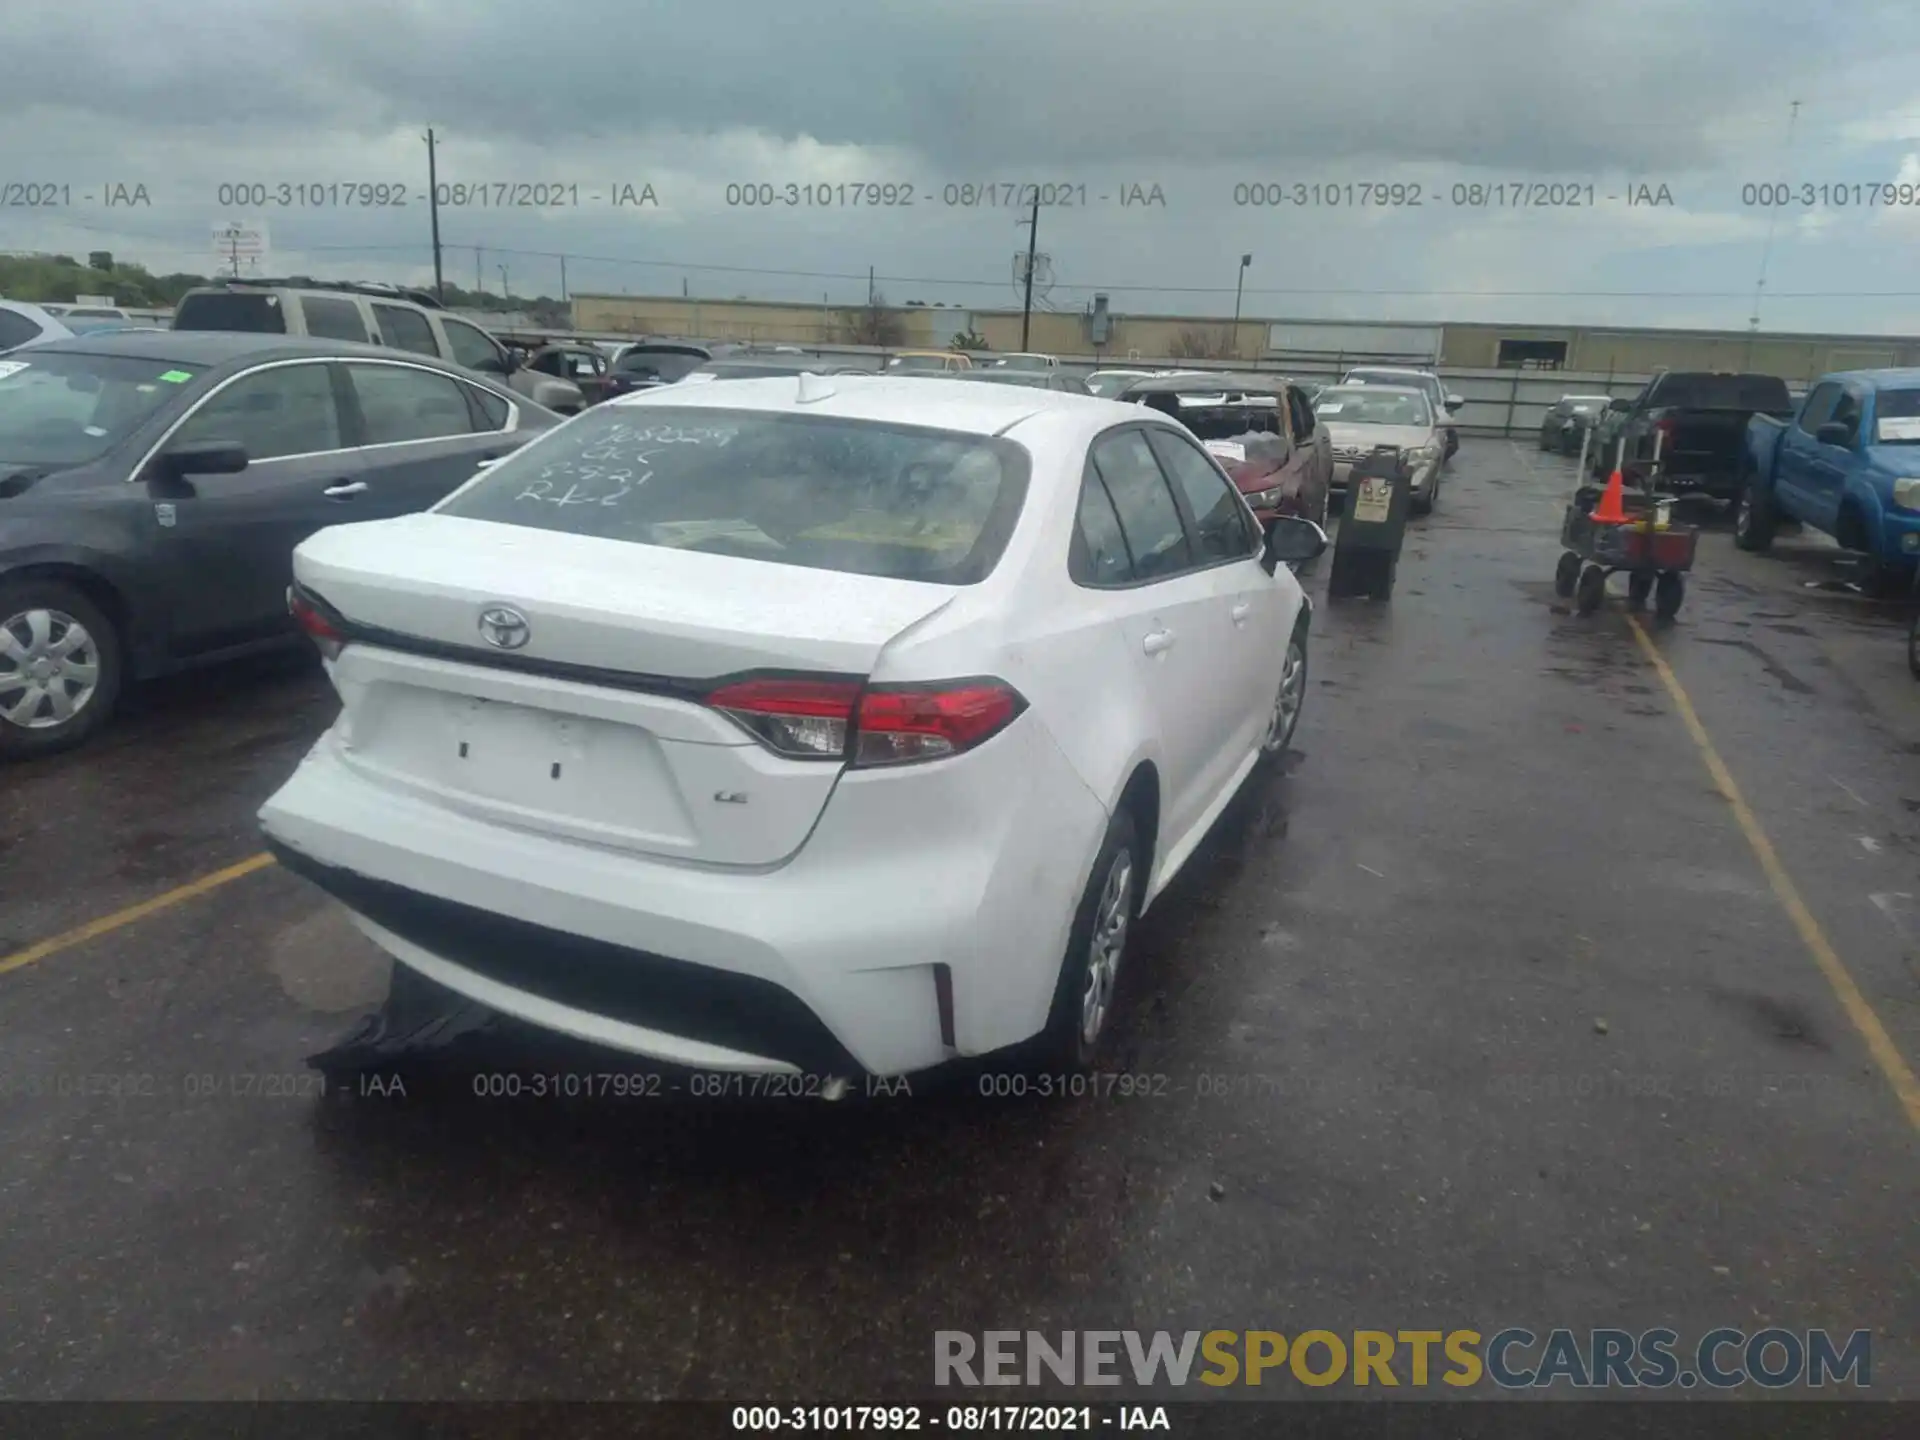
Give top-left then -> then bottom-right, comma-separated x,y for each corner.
1262,515 -> 1329,573
152,439 -> 248,492
1444,394 -> 1465,412
1815,421 -> 1851,447
1609,397 -> 1632,412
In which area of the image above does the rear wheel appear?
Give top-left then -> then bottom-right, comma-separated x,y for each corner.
1575,564 -> 1606,615
1655,570 -> 1685,621
1627,570 -> 1654,610
1908,607 -> 1920,680
1554,551 -> 1582,598
0,579 -> 122,760
1733,476 -> 1777,552
1037,808 -> 1141,1072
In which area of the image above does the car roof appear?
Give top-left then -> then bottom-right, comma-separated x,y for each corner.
1321,382 -> 1428,396
603,372 -> 1114,434
25,330 -> 478,370
1117,372 -> 1296,397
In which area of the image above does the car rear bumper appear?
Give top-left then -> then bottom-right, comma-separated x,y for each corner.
258,716 -> 1109,1077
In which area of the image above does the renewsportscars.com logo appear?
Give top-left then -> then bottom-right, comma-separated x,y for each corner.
934,1328 -> 1872,1390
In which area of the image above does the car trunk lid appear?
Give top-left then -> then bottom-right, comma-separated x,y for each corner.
296,514 -> 957,866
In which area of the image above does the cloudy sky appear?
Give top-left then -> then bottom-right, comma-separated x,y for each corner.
6,0 -> 1920,333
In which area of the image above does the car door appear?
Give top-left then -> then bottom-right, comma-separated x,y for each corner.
339,360 -> 520,516
1779,382 -> 1840,511
1143,426 -> 1284,771
150,359 -> 365,655
1805,384 -> 1860,528
371,302 -> 441,358
1282,386 -> 1329,518
1085,427 -> 1234,853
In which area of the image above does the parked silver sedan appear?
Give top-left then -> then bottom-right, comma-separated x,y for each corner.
1311,384 -> 1448,514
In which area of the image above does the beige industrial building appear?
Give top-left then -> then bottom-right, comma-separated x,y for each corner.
570,291 -> 1917,384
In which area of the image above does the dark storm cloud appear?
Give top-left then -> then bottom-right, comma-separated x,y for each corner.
1,0 -> 1902,170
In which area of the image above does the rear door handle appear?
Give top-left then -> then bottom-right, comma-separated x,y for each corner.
1229,602 -> 1252,625
322,480 -> 367,498
1142,629 -> 1175,655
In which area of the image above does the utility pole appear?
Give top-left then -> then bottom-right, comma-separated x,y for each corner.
1020,192 -> 1039,351
476,245 -> 484,294
868,265 -> 876,307
559,254 -> 567,302
498,263 -> 509,301
1746,98 -> 1800,364
424,128 -> 444,301
1232,253 -> 1252,349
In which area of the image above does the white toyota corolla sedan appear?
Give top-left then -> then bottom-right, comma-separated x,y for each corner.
258,374 -> 1324,1081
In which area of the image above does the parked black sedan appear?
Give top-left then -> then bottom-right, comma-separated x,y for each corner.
0,331 -> 558,757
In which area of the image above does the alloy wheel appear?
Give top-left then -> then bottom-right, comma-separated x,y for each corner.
1263,638 -> 1306,752
1079,850 -> 1134,1048
0,608 -> 101,730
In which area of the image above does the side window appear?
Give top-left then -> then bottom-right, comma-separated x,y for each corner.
1145,428 -> 1256,563
346,364 -> 480,445
1069,464 -> 1135,586
465,383 -> 511,430
172,363 -> 342,461
1089,429 -> 1193,581
1797,382 -> 1841,435
442,318 -> 506,373
299,296 -> 370,343
1828,388 -> 1862,443
0,311 -> 44,349
373,304 -> 439,356
1288,390 -> 1314,438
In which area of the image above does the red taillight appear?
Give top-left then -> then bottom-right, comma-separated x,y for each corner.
704,676 -> 1026,766
705,677 -> 861,759
287,586 -> 345,660
853,682 -> 1025,767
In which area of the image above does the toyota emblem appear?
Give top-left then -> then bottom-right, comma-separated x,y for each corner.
478,605 -> 531,650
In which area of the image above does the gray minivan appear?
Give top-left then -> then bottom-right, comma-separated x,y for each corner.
173,281 -> 584,414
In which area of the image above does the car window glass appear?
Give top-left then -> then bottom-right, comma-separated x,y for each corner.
173,363 -> 342,461
346,364 -> 477,444
1071,465 -> 1135,585
466,383 -> 511,430
1145,428 -> 1254,562
1089,429 -> 1193,580
373,303 -> 440,356
442,318 -> 504,371
1288,391 -> 1313,437
1828,390 -> 1862,440
0,311 -> 44,350
300,296 -> 369,343
1797,383 -> 1841,434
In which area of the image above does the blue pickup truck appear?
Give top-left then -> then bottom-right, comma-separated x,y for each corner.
1736,369 -> 1920,598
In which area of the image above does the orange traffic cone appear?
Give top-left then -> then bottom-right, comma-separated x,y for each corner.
1592,468 -> 1629,524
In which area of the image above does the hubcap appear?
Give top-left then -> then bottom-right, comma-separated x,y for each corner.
0,608 -> 100,731
1264,640 -> 1306,752
1079,849 -> 1133,1047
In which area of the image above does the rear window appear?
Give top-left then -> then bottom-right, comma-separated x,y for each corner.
0,351 -> 200,468
1872,389 -> 1920,443
1653,374 -> 1792,410
614,349 -> 708,382
436,406 -> 1030,585
172,291 -> 288,334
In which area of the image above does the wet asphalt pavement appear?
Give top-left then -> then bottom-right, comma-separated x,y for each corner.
1,438 -> 1917,1403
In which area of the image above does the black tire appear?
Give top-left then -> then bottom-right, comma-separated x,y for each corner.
1412,486 -> 1435,517
1733,475 -> 1777,552
1627,570 -> 1654,610
1853,551 -> 1900,600
0,578 -> 123,760
1655,570 -> 1685,621
1554,551 -> 1582,597
1575,564 -> 1606,616
1257,623 -> 1309,764
1908,607 -> 1920,680
1037,807 -> 1142,1073
1538,426 -> 1553,451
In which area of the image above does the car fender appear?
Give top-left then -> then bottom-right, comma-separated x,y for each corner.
0,540 -> 159,669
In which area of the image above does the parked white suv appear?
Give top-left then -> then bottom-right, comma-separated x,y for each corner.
173,281 -> 584,414
259,375 -> 1326,1081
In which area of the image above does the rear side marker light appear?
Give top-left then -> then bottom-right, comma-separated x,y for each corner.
288,585 -> 346,661
703,676 -> 1027,767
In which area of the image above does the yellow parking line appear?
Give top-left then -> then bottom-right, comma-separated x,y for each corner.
1628,616 -> 1920,1134
0,853 -> 277,978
